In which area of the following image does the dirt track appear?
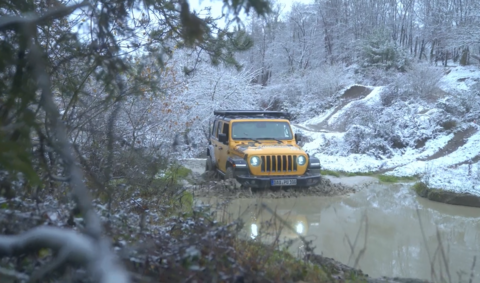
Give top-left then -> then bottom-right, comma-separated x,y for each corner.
305,85 -> 373,132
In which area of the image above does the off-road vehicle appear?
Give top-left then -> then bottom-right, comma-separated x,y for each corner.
205,110 -> 321,188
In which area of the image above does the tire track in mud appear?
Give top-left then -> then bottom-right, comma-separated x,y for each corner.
448,153 -> 480,168
303,85 -> 373,132
419,126 -> 478,162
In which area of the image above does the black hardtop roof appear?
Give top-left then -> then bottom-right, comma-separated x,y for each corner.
213,110 -> 291,120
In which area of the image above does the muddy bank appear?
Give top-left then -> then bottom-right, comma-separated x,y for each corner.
307,254 -> 428,283
413,182 -> 480,208
185,172 -> 358,199
181,158 -> 370,199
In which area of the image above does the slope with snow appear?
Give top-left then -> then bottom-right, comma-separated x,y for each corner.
297,64 -> 480,196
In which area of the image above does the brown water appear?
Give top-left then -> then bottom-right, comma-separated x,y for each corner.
197,183 -> 480,282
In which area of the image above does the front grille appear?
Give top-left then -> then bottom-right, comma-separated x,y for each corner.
261,155 -> 297,172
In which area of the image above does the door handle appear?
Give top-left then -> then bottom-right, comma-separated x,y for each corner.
214,144 -> 217,147
219,146 -> 223,150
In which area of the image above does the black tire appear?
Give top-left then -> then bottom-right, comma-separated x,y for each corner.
226,166 -> 235,180
206,156 -> 214,172
225,166 -> 238,189
205,156 -> 218,180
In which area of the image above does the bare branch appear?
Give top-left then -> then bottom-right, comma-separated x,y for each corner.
27,41 -> 130,282
0,5 -> 130,282
0,2 -> 89,31
50,174 -> 70,182
0,266 -> 29,282
0,226 -> 128,283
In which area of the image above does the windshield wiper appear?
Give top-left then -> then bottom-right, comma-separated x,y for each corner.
259,137 -> 283,144
235,137 -> 262,144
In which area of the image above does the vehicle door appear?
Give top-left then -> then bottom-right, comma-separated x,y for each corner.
208,119 -> 218,166
212,120 -> 224,171
216,122 -> 230,172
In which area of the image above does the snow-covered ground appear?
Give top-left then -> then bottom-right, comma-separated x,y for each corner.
296,64 -> 480,196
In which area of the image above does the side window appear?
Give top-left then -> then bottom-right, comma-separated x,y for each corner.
284,124 -> 289,138
222,123 -> 229,137
211,120 -> 218,137
216,121 -> 223,138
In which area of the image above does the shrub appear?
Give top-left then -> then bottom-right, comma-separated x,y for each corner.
437,90 -> 480,120
321,170 -> 341,177
361,29 -> 409,71
412,181 -> 429,196
305,63 -> 350,98
403,63 -> 443,100
379,175 -> 417,183
378,175 -> 399,183
440,119 -> 457,131
380,86 -> 399,107
344,125 -> 393,158
259,96 -> 286,111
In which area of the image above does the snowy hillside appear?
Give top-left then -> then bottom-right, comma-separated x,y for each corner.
295,64 -> 480,196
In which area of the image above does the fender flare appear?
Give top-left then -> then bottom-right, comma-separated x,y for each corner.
226,157 -> 248,172
308,156 -> 321,169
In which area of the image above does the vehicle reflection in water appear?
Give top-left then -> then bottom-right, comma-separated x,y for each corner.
245,209 -> 309,241
197,183 -> 480,282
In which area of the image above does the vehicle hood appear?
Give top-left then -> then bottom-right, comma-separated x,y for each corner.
234,142 -> 305,155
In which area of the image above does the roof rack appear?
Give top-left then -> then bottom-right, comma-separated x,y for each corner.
213,110 -> 291,120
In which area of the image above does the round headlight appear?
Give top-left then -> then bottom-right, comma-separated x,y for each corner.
298,155 -> 306,165
250,156 -> 261,166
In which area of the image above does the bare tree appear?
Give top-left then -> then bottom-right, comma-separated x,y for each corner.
0,0 -> 271,281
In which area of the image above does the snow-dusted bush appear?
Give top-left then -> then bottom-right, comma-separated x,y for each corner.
174,64 -> 261,157
259,96 -> 287,111
328,98 -> 451,158
356,66 -> 403,85
402,63 -> 443,100
361,30 -> 409,71
280,64 -> 353,121
256,64 -> 352,123
344,125 -> 393,158
379,85 -> 401,107
437,88 -> 480,122
261,81 -> 302,110
303,64 -> 350,99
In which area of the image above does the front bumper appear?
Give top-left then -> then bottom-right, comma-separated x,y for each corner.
236,173 -> 321,188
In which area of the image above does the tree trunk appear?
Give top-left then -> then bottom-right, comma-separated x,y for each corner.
414,37 -> 418,58
419,39 -> 425,61
460,47 -> 469,66
443,49 -> 448,67
430,39 -> 436,63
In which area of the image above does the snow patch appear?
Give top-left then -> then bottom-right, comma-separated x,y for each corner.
438,65 -> 480,93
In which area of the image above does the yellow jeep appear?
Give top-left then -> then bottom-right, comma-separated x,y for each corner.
205,110 -> 321,188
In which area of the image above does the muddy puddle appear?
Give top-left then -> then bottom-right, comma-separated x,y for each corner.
197,182 -> 480,282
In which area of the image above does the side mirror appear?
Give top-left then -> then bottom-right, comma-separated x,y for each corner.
219,133 -> 228,144
295,133 -> 302,143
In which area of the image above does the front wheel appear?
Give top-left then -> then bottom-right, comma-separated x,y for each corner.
205,156 -> 217,179
225,166 -> 235,180
225,167 -> 239,189
206,156 -> 214,172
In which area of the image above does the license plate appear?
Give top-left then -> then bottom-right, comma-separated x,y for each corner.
271,179 -> 297,186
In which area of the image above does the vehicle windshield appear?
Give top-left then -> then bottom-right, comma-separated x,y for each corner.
231,121 -> 293,140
